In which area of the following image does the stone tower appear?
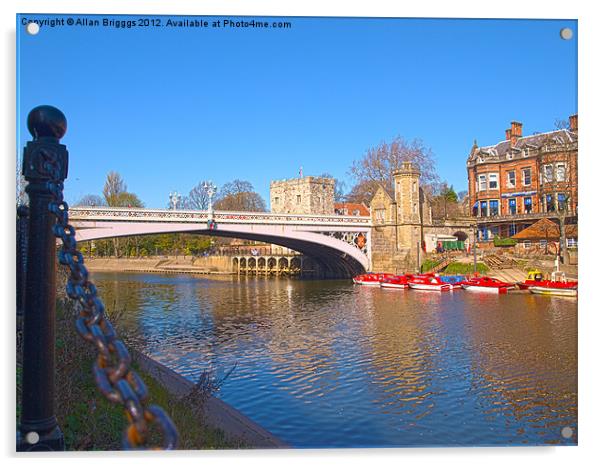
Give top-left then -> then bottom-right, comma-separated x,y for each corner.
270,176 -> 335,215
393,161 -> 422,251
369,161 -> 429,273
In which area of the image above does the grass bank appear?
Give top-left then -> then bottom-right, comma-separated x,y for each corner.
17,299 -> 238,451
421,259 -> 489,275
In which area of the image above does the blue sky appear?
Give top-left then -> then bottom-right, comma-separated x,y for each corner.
17,15 -> 577,208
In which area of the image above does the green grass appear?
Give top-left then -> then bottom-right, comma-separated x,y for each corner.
420,259 -> 440,273
17,299 -> 238,451
442,262 -> 489,275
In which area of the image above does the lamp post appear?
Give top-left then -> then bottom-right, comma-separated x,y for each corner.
203,181 -> 217,220
169,191 -> 180,210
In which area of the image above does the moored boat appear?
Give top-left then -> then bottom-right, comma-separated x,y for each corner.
408,274 -> 452,291
439,275 -> 466,290
352,273 -> 382,286
380,275 -> 410,289
517,269 -> 545,290
460,276 -> 515,294
528,270 -> 577,297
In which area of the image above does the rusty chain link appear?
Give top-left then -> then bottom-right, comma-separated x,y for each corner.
41,149 -> 178,450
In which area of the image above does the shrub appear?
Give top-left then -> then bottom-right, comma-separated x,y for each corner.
493,236 -> 517,247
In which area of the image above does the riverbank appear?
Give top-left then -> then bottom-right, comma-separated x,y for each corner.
85,256 -> 235,275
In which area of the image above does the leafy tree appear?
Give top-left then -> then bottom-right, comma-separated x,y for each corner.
348,136 -> 439,205
431,182 -> 460,219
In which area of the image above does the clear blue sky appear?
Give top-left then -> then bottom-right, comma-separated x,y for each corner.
17,15 -> 577,208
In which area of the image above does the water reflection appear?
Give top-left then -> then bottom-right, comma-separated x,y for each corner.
94,272 -> 577,447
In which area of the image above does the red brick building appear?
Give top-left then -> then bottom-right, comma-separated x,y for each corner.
466,115 -> 578,240
334,202 -> 370,217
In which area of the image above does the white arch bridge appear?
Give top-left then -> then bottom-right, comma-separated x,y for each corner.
70,207 -> 372,277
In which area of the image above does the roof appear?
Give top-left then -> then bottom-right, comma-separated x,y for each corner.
511,218 -> 578,241
468,129 -> 577,165
334,202 -> 370,216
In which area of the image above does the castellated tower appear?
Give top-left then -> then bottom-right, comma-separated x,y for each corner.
270,176 -> 335,215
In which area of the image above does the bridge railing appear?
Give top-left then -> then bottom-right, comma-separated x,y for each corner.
69,206 -> 372,226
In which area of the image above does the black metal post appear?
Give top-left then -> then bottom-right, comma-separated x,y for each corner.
16,205 -> 29,318
17,106 -> 68,451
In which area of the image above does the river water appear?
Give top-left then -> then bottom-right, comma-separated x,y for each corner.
93,272 -> 577,448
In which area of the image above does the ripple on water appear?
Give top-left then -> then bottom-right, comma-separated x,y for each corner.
94,273 -> 578,447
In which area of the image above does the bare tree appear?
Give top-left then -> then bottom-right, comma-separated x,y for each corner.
348,136 -> 439,205
102,171 -> 127,207
214,179 -> 266,212
319,173 -> 346,202
75,194 -> 106,207
182,181 -> 211,210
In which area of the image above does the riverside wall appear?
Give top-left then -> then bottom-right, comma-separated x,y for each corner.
85,256 -> 234,274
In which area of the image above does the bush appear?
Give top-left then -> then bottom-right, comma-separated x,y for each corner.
493,236 -> 517,247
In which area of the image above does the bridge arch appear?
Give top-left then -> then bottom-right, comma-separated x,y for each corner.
71,208 -> 370,277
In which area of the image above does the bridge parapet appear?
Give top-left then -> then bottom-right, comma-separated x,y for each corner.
70,207 -> 372,226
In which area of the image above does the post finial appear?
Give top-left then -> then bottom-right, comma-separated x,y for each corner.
27,105 -> 67,140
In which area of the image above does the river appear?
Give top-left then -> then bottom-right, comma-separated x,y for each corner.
93,271 -> 577,448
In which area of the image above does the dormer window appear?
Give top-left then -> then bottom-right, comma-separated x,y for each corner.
507,153 -> 514,160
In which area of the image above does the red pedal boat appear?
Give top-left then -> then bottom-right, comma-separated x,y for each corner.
352,273 -> 382,286
408,274 -> 452,292
461,276 -> 515,294
380,275 -> 410,289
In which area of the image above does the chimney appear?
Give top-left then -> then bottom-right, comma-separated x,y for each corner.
569,114 -> 578,132
505,129 -> 512,141
509,121 -> 522,146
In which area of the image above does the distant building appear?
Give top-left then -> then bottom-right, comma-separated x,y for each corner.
270,176 -> 335,215
466,115 -> 578,240
334,202 -> 370,217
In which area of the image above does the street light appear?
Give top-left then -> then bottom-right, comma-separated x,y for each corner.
203,181 -> 217,219
169,191 -> 181,210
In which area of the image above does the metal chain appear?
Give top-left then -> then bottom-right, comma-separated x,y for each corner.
41,149 -> 178,450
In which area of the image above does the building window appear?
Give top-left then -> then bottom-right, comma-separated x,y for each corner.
480,200 -> 488,217
522,168 -> 532,186
546,194 -> 555,212
478,174 -> 487,191
353,209 -> 360,216
274,197 -> 279,204
489,200 -> 499,216
567,238 -> 578,249
544,164 -> 554,183
413,181 -> 417,193
375,209 -> 385,222
489,173 -> 498,190
539,239 -> 547,249
509,223 -> 517,236
296,195 -> 301,204
507,171 -> 516,188
508,198 -> 517,215
523,240 -> 531,249
557,193 -> 567,210
556,163 -> 566,182
413,202 -> 418,214
524,197 -> 532,213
